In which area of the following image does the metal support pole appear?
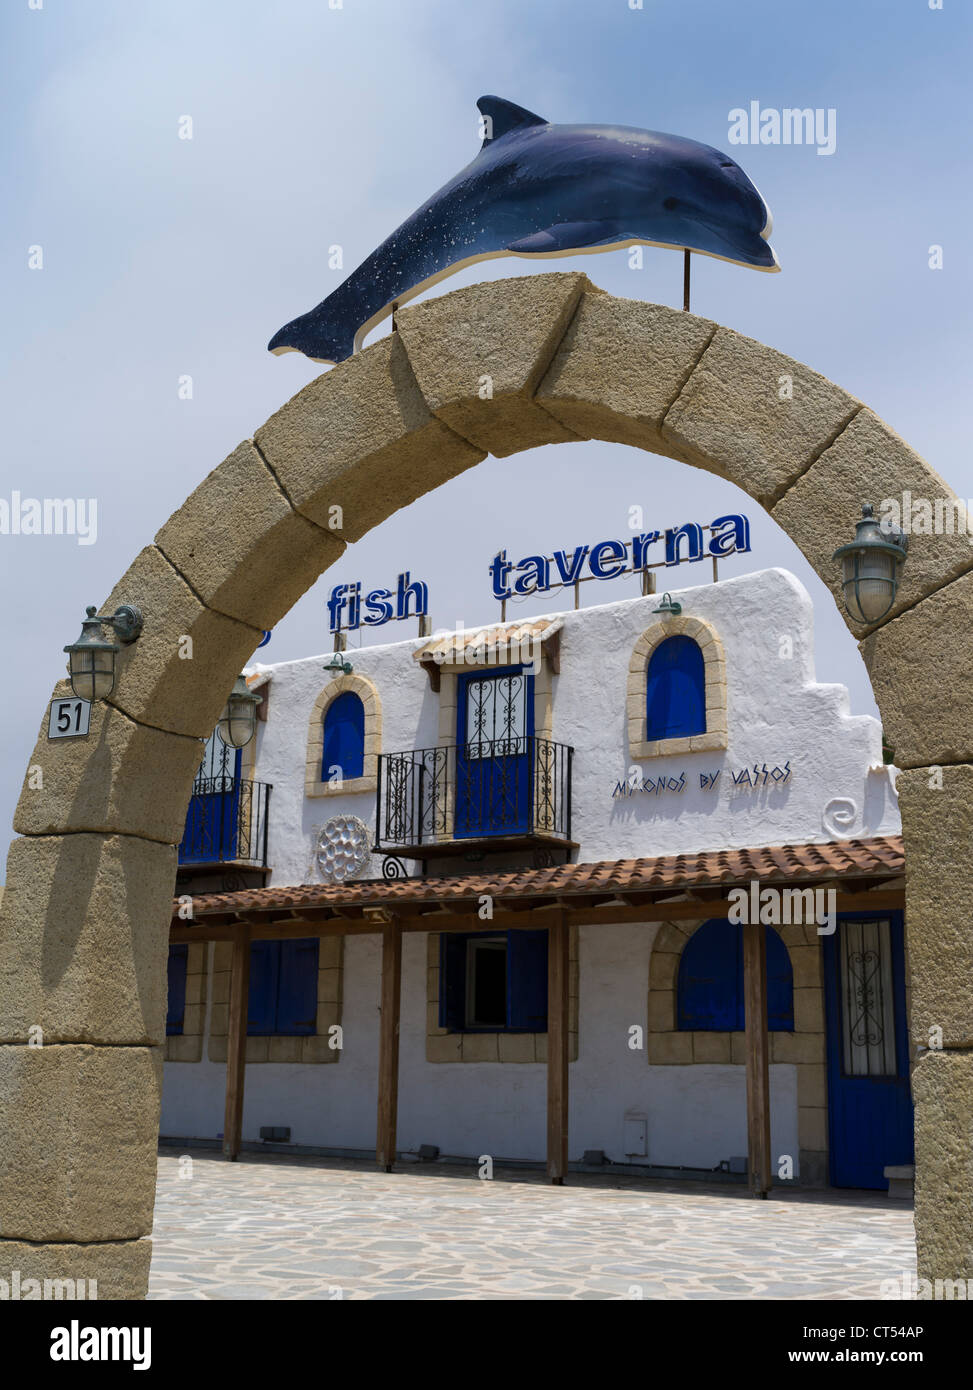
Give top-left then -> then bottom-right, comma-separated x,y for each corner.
683,249 -> 691,312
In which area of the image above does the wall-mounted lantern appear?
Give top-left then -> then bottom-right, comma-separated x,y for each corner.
832,503 -> 908,625
323,653 -> 354,677
216,674 -> 262,749
653,592 -> 682,616
63,604 -> 143,703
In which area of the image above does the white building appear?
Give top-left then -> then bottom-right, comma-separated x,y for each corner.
161,566 -> 912,1192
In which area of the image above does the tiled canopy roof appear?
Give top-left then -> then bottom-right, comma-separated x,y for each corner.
412,617 -> 561,668
177,834 -> 904,921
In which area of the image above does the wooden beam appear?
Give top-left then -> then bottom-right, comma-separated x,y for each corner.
546,912 -> 569,1185
172,885 -> 907,943
223,925 -> 251,1161
376,919 -> 403,1172
742,920 -> 772,1198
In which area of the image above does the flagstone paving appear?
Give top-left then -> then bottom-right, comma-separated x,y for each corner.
148,1147 -> 916,1300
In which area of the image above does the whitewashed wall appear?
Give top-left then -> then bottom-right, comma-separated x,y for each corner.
161,567 -> 898,1171
251,565 -> 899,884
161,927 -> 799,1170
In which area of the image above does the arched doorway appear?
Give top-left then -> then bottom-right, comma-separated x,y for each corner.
1,272 -> 970,1297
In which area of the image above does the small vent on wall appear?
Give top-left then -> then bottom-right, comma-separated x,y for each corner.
259,1126 -> 291,1143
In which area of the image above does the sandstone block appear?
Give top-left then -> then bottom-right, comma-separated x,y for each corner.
0,834 -> 175,1046
912,1050 -> 973,1279
538,290 -> 715,456
772,411 -> 973,636
14,680 -> 203,843
898,764 -> 973,1045
663,326 -> 859,506
396,273 -> 587,456
0,1045 -> 162,1242
255,334 -> 485,540
156,441 -> 345,630
860,571 -> 973,767
0,1236 -> 152,1301
102,546 -> 263,739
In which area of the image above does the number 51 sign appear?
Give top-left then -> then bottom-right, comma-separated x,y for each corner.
48,696 -> 91,740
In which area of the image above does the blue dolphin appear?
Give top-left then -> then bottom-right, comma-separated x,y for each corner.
269,96 -> 778,364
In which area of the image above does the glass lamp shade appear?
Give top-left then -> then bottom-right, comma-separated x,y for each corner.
833,504 -> 907,625
64,607 -> 118,703
216,675 -> 262,749
838,547 -> 900,625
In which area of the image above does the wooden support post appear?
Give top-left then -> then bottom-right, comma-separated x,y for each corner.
376,919 -> 403,1172
683,248 -> 691,311
223,926 -> 251,1161
743,920 -> 772,1197
546,913 -> 569,1184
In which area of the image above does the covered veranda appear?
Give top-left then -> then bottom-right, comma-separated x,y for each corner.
169,834 -> 905,1196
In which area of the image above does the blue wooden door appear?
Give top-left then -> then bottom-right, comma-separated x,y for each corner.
179,734 -> 242,863
455,668 -> 534,837
822,913 -> 914,1189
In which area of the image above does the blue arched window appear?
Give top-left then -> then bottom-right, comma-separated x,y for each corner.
677,920 -> 794,1031
646,635 -> 706,740
322,691 -> 365,781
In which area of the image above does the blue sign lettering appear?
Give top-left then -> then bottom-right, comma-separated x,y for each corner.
491,515 -> 751,601
328,571 -> 429,633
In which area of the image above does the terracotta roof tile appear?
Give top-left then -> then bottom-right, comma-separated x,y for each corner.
176,834 -> 904,920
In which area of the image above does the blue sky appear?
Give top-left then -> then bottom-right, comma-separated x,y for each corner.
1,0 -> 970,837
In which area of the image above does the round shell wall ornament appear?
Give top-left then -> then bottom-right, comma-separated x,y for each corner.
315,815 -> 371,882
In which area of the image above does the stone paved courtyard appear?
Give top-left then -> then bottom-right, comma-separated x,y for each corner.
148,1147 -> 916,1300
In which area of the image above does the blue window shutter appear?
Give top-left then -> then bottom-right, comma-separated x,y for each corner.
247,939 -> 279,1035
322,692 -> 365,781
439,934 -> 467,1030
678,920 -> 794,1031
646,636 -> 706,740
276,938 -> 319,1035
166,944 -> 188,1035
677,919 -> 742,1030
507,929 -> 548,1032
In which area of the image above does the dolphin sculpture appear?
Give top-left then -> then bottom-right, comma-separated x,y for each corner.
269,96 -> 778,364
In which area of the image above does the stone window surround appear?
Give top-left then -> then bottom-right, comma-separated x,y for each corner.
627,615 -> 728,760
305,672 -> 382,798
425,928 -> 579,1062
164,942 -> 207,1063
647,917 -> 828,1179
208,934 -> 343,1064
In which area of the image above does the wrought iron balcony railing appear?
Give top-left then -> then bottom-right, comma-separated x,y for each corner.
178,776 -> 272,868
375,737 -> 572,857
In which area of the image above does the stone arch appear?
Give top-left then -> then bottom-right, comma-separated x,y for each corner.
305,672 -> 382,797
2,271 -> 971,1296
627,615 -> 727,759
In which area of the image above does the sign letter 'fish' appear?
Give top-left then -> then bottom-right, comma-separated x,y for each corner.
269,96 -> 778,364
